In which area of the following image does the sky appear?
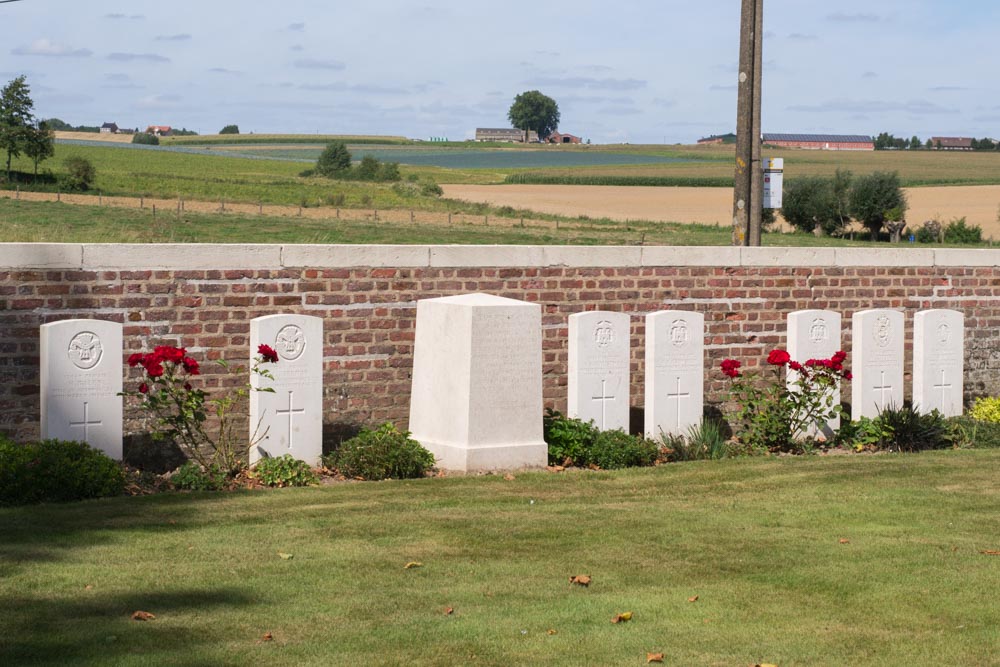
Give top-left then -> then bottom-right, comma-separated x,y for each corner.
2,0 -> 999,144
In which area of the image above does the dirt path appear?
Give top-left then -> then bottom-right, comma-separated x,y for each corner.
443,184 -> 1000,238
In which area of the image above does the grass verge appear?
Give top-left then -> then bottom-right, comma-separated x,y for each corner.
1,450 -> 998,666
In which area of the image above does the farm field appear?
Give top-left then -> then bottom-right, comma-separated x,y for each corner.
2,451 -> 999,666
443,184 -> 1000,239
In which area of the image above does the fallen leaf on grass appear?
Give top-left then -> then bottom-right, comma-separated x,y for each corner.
569,575 -> 592,587
84,584 -> 93,591
611,611 -> 633,624
547,629 -> 557,635
503,473 -> 516,481
688,595 -> 699,603
546,465 -> 565,473
277,552 -> 294,560
131,611 -> 155,621
755,664 -> 779,667
839,538 -> 850,544
981,550 -> 1000,556
647,653 -> 664,663
261,632 -> 274,642
404,561 -> 423,569
444,607 -> 454,615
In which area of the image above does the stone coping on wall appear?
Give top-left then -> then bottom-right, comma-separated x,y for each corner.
0,243 -> 998,270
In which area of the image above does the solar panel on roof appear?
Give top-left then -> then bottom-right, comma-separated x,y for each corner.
763,133 -> 873,143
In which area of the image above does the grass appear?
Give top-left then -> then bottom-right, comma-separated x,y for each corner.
0,198 -> 946,247
1,450 -> 998,665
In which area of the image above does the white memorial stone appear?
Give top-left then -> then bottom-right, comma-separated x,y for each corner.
913,309 -> 964,416
250,314 -> 323,466
568,311 -> 631,432
408,293 -> 546,472
40,319 -> 123,459
851,309 -> 905,420
644,310 -> 704,438
787,309 -> 843,437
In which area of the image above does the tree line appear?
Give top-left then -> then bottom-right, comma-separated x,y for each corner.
874,132 -> 997,151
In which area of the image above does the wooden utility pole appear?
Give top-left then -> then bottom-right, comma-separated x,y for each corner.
732,0 -> 764,246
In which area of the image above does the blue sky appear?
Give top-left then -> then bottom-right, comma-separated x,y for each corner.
2,0 -> 998,144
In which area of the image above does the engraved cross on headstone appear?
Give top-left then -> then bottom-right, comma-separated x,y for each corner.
69,401 -> 102,443
933,369 -> 952,407
666,376 -> 690,430
873,371 -> 894,410
591,379 -> 616,430
275,390 -> 305,449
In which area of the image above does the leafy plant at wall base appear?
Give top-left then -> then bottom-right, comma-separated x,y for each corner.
873,404 -> 955,452
588,429 -> 659,470
947,416 -> 1000,449
721,350 -> 852,453
252,454 -> 319,487
543,408 -> 598,465
327,422 -> 435,480
970,396 -> 1000,423
170,461 -> 228,491
121,344 -> 279,477
664,420 -> 729,461
0,438 -> 125,505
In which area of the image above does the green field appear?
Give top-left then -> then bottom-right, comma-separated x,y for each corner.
2,450 -> 998,666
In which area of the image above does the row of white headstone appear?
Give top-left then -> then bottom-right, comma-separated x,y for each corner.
36,295 -> 964,473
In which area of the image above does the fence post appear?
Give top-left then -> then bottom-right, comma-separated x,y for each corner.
374,209 -> 378,222
98,191 -> 102,206
448,212 -> 452,225
221,198 -> 225,212
259,201 -> 263,215
57,189 -> 60,202
410,210 -> 414,223
152,204 -> 156,218
15,185 -> 18,200
298,205 -> 302,217
485,215 -> 488,226
336,208 -> 339,219
140,196 -> 144,209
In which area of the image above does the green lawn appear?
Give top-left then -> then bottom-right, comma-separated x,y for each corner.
2,451 -> 998,666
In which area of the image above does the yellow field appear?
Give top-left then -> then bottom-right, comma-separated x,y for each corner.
53,131 -> 133,143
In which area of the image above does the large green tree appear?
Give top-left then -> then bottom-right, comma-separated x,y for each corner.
23,120 -> 54,176
315,141 -> 352,176
849,171 -> 908,240
507,90 -> 560,141
0,75 -> 36,179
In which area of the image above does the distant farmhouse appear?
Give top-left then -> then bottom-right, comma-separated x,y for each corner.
930,136 -> 974,151
100,122 -> 119,134
475,128 -> 539,143
547,131 -> 582,144
763,133 -> 874,151
146,125 -> 172,137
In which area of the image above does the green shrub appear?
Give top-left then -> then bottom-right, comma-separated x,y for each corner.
355,155 -> 381,181
218,124 -> 240,135
327,423 -> 435,480
873,404 -> 955,452
378,161 -> 401,182
943,217 -> 983,244
63,156 -> 96,190
420,181 -> 444,197
316,141 -> 352,177
131,132 -> 159,146
664,420 -> 729,461
252,454 -> 318,487
948,416 -> 1000,449
970,396 -> 1000,423
0,438 -> 125,505
914,219 -> 942,243
170,461 -> 228,491
849,171 -> 907,239
543,408 -> 598,465
589,429 -> 659,470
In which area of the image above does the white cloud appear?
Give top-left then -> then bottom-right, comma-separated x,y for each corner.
11,39 -> 92,58
108,52 -> 170,63
293,58 -> 346,70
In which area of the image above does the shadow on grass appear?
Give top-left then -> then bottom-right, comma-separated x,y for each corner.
0,587 -> 258,666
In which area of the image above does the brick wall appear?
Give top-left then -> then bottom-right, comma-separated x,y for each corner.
2,244 -> 998,446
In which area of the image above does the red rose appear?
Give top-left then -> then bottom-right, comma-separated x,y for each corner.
128,353 -> 145,367
139,382 -> 148,394
182,357 -> 200,375
145,361 -> 164,378
832,350 -> 847,364
154,345 -> 185,364
720,359 -> 742,378
184,382 -> 192,391
258,344 -> 279,364
767,349 -> 791,366
788,360 -> 804,372
844,371 -> 853,381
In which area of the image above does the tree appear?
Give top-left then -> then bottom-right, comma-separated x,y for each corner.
132,132 -> 159,145
0,75 -> 36,180
507,90 -> 560,141
781,176 -> 837,234
219,124 -> 240,135
315,141 -> 352,176
23,120 -> 54,176
909,136 -> 921,150
63,156 -> 96,191
849,171 -> 907,240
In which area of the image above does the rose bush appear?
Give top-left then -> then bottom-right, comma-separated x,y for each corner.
123,344 -> 279,476
721,348 -> 852,452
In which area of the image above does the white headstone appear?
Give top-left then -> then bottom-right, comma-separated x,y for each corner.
644,310 -> 704,438
912,309 -> 964,416
787,309 -> 843,437
851,309 -> 905,420
250,314 -> 323,466
568,311 -> 631,432
408,293 -> 546,472
40,319 -> 123,459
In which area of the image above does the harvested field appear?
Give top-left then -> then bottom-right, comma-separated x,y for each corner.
53,131 -> 133,144
442,184 -> 1000,238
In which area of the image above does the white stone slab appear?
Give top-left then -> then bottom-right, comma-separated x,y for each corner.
249,314 -> 323,466
851,309 -> 905,420
787,309 -> 843,437
568,311 -> 631,431
408,293 -> 546,471
40,319 -> 123,459
912,309 -> 964,416
644,310 -> 704,438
